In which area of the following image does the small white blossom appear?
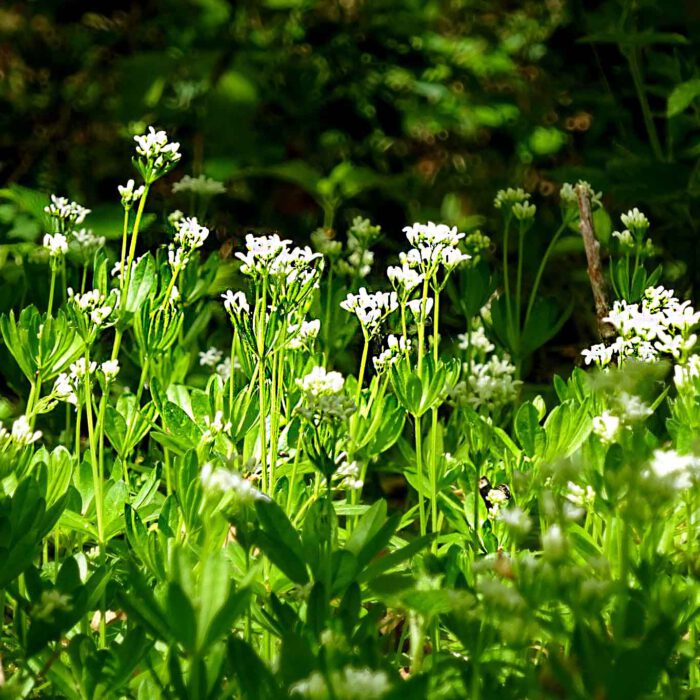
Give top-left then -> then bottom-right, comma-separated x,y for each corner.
647,449 -> 699,490
288,319 -> 321,349
100,360 -> 120,382
222,290 -> 250,316
172,174 -> 225,196
199,347 -> 224,367
118,179 -> 145,209
372,334 -> 411,373
200,462 -> 264,504
8,415 -> 42,447
340,288 -> 398,338
43,233 -> 69,258
44,195 -> 90,227
592,411 -> 621,443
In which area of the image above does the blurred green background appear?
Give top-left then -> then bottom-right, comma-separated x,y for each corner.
1,0 -> 700,290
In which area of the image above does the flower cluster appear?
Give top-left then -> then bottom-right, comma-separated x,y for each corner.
400,221 -> 470,280
169,216 -> 210,269
288,318 -> 321,349
0,415 -> 42,450
172,174 -> 225,196
372,334 -> 411,373
340,288 -> 398,339
118,179 -> 146,209
646,449 -> 699,490
200,462 -> 264,505
71,229 -> 106,258
452,354 -> 520,411
67,288 -> 115,328
494,187 -> 530,212
133,126 -> 181,182
43,233 -> 69,258
296,367 -> 355,424
44,195 -> 91,231
582,286 -> 700,367
559,180 -> 602,209
202,411 -> 232,443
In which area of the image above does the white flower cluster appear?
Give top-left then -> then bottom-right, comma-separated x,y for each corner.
291,666 -> 390,700
591,411 -> 621,443
172,174 -> 225,196
221,290 -> 250,316
646,449 -> 699,490
199,347 -> 224,368
373,334 -> 411,373
54,357 -> 116,404
202,411 -> 232,442
582,286 -> 700,367
565,482 -> 595,509
400,221 -> 470,278
133,126 -> 181,179
288,318 -> 321,349
386,262 -> 425,298
340,287 -> 398,339
118,179 -> 145,209
486,487 -> 509,519
458,325 -> 495,355
236,234 -> 323,300
335,458 -> 363,490
452,354 -> 520,411
494,187 -> 530,211
0,415 -> 42,449
169,216 -> 209,269
67,288 -> 115,327
216,356 -> 233,382
44,195 -> 91,228
674,354 -> 700,390
71,228 -> 106,255
559,180 -> 602,209
43,233 -> 69,258
200,462 -> 264,504
296,367 -> 355,423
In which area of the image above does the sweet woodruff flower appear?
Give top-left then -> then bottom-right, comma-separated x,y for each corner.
52,372 -> 78,405
592,411 -> 621,443
340,287 -> 398,338
202,411 -> 232,442
133,126 -> 181,183
67,288 -> 114,327
236,233 -> 291,275
407,296 -> 433,321
298,366 -> 345,396
168,216 -> 209,270
43,233 -> 69,258
458,325 -> 495,355
44,195 -> 91,228
387,262 -> 425,297
100,360 -> 120,382
296,367 -> 355,423
70,357 -> 97,380
0,415 -> 42,448
451,353 -> 520,411
399,222 -> 470,279
288,318 -> 320,349
582,286 -> 700,367
71,228 -> 106,255
373,334 -> 411,373
200,462 -> 264,504
172,174 -> 226,196
118,179 -> 145,209
559,180 -> 603,209
221,290 -> 249,316
199,346 -> 224,368
647,449 -> 699,490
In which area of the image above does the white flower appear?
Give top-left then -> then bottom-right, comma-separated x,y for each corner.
200,462 -> 264,504
565,482 -> 595,508
52,372 -> 78,405
335,459 -> 363,490
199,347 -> 224,367
71,228 -> 105,253
43,233 -> 69,257
67,288 -> 114,328
620,207 -> 649,234
616,392 -> 652,422
560,181 -> 602,208
452,353 -> 520,411
499,506 -> 531,535
458,325 -> 494,355
372,334 -> 411,373
100,360 -> 120,382
236,233 -> 291,276
674,355 -> 700,389
647,449 -> 699,490
222,290 -> 249,316
387,262 -> 425,297
512,201 -> 536,221
612,229 -> 635,248
288,318 -> 321,349
44,195 -> 90,226
340,287 -> 398,338
172,174 -> 226,196
592,411 -> 620,443
494,187 -> 530,210
202,411 -> 232,442
407,296 -> 433,321
9,415 -> 42,447
70,357 -> 97,380
400,221 -> 469,277
118,179 -> 145,209
133,126 -> 181,175
291,666 -> 390,700
298,366 -> 344,396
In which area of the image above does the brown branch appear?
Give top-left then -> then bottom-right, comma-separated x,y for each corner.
575,184 -> 616,341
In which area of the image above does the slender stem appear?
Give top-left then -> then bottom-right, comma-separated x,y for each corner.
415,414 -> 426,536
626,48 -> 664,161
429,289 -> 440,552
119,209 -> 130,291
160,264 -> 181,310
47,266 -> 57,319
122,184 -> 150,301
502,215 -> 513,326
515,222 -> 526,332
257,279 -> 268,493
228,328 -> 237,421
285,430 -> 303,516
525,221 -> 567,326
355,337 -> 369,408
417,277 -> 430,373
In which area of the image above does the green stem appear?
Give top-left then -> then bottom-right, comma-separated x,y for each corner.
122,184 -> 150,301
525,221 -> 567,327
626,48 -> 664,161
119,208 -> 130,291
355,337 -> 369,408
47,266 -> 57,319
415,414 -> 426,537
429,289 -> 440,552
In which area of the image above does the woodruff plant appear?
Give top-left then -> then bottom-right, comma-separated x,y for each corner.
0,127 -> 697,698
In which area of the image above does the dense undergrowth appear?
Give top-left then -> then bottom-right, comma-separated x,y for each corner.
0,128 -> 698,699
